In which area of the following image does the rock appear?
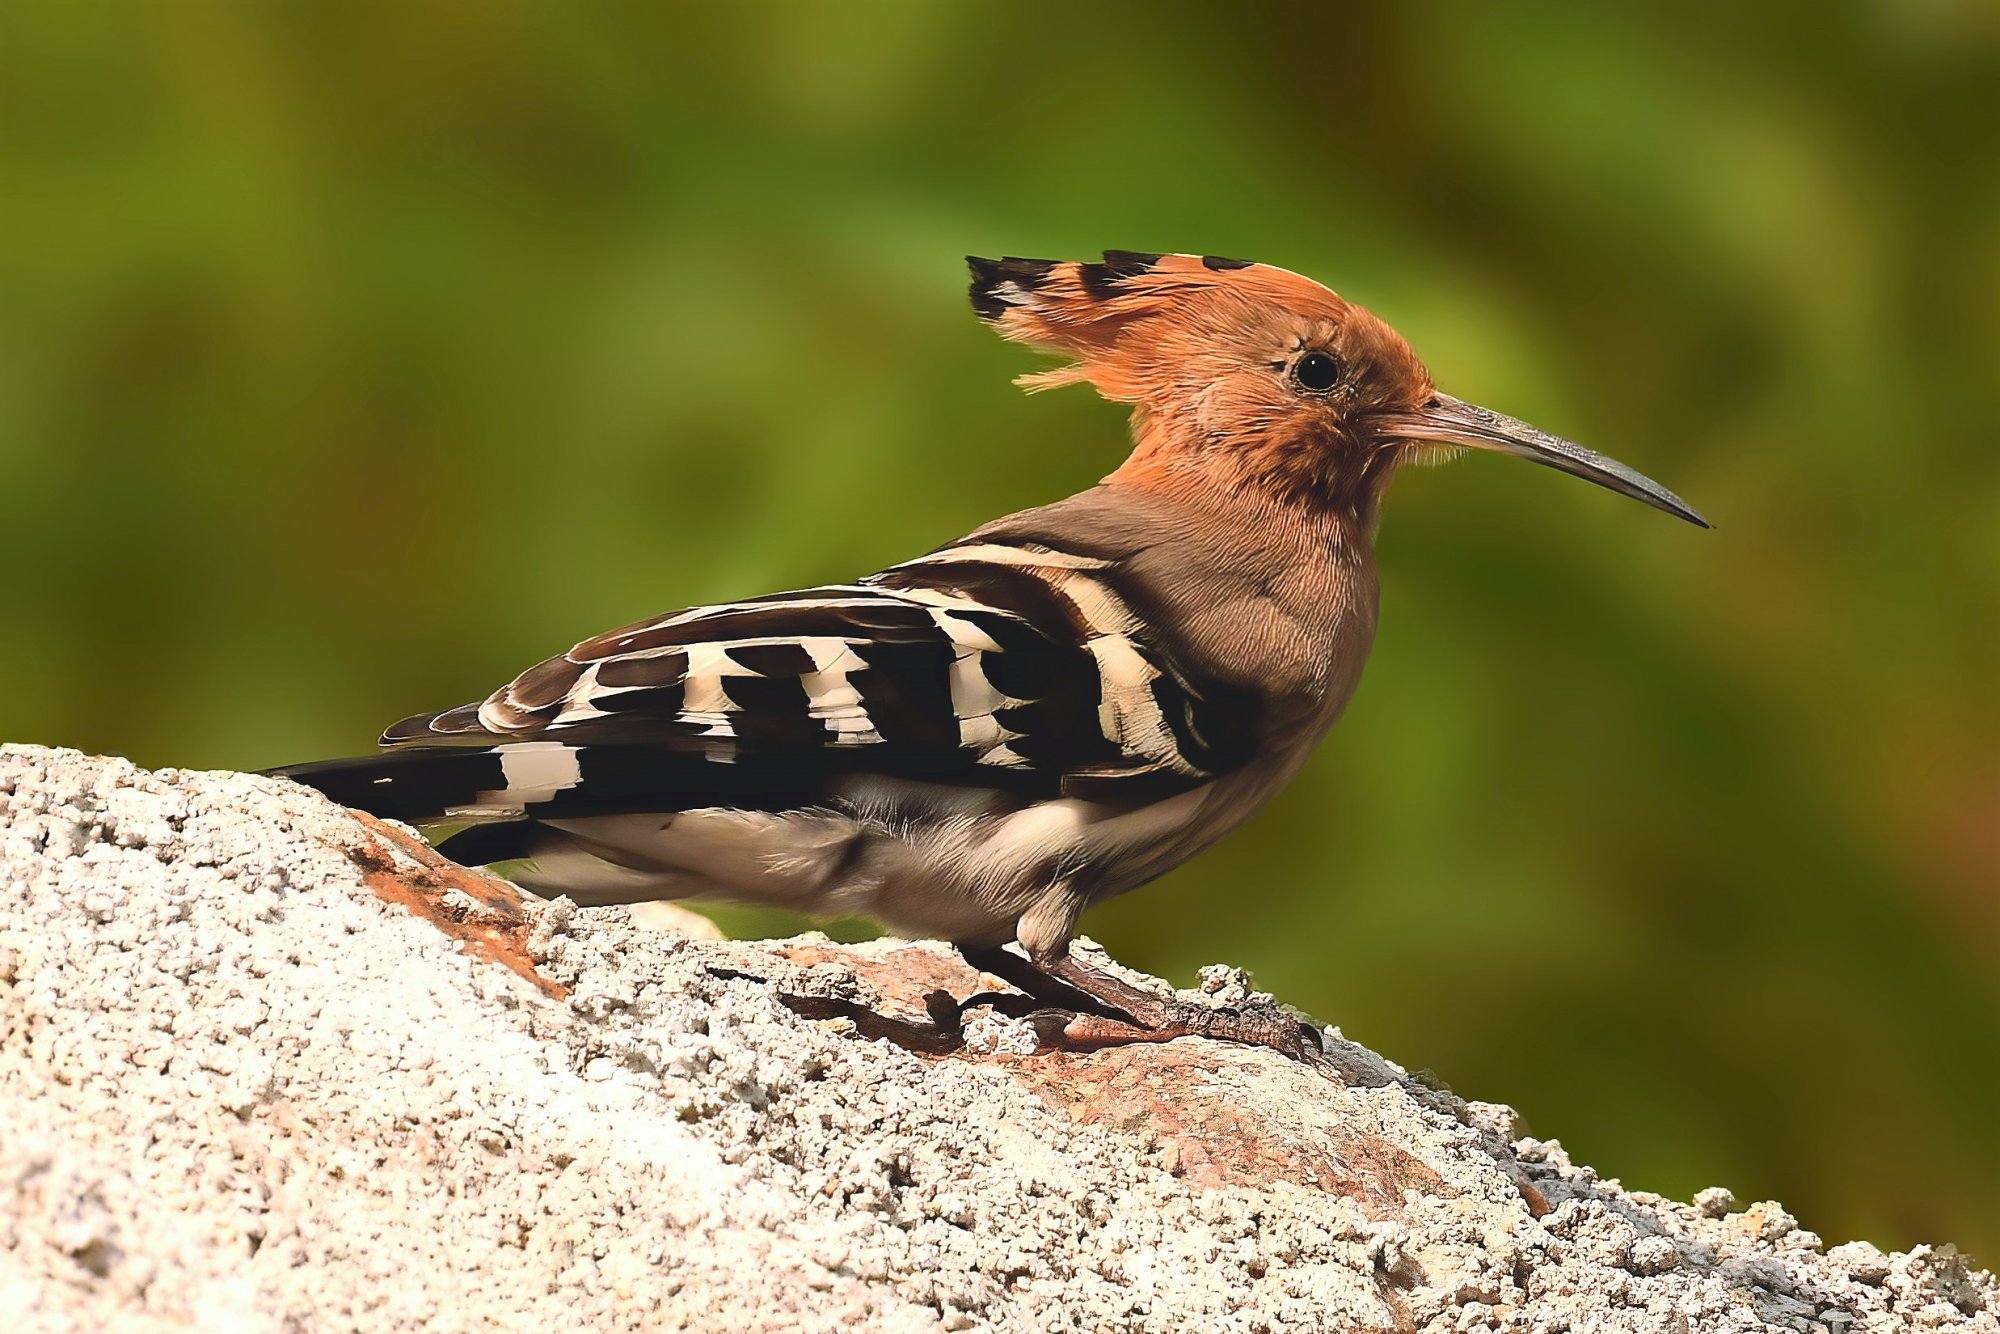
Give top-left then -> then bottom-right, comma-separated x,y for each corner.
1,743 -> 1994,1333
1695,1185 -> 1740,1219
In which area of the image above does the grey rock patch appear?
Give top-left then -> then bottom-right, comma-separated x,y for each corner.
959,1009 -> 1038,1058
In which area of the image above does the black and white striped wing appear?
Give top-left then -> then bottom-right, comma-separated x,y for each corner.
381,543 -> 1257,805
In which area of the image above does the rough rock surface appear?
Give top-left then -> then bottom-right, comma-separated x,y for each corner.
0,744 -> 1992,1334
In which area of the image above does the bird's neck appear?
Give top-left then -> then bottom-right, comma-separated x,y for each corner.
1108,413 -> 1400,546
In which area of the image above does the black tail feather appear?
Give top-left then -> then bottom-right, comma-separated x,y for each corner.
268,748 -> 517,825
269,742 -> 899,830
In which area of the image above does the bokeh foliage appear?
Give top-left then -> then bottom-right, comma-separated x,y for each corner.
2,1 -> 1994,1258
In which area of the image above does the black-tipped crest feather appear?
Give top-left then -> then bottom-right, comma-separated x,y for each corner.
967,255 -> 1058,321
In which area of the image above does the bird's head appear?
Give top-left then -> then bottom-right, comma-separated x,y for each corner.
968,251 -> 1705,529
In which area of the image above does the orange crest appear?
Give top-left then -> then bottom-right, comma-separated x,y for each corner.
968,252 -> 1366,401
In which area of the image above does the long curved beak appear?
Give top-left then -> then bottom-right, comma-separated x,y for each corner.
1381,393 -> 1709,528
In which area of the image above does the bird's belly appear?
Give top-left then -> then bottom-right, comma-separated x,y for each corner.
855,785 -> 1216,941
507,776 -> 1225,944
512,805 -> 1046,943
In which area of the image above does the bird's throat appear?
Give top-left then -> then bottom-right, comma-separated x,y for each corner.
1110,419 -> 1401,541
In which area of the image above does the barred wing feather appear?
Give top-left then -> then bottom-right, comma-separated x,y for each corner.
378,542 -> 1258,806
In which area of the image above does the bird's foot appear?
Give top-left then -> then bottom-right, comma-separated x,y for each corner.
954,944 -> 1322,1062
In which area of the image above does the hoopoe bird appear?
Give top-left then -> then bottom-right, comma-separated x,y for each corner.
280,252 -> 1704,1056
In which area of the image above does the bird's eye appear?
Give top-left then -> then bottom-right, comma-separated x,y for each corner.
1294,351 -> 1340,394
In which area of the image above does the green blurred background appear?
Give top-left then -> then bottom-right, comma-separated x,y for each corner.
2,1 -> 1994,1258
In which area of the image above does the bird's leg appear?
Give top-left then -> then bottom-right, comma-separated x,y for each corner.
955,943 -> 1130,1022
955,943 -> 1321,1061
